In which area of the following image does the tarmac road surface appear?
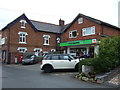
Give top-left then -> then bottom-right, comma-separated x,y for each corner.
2,63 -> 114,88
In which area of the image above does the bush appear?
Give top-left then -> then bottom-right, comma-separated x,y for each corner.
79,36 -> 120,74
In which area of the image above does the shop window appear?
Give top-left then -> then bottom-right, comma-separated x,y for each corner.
18,32 -> 28,44
69,30 -> 77,38
43,35 -> 50,45
78,18 -> 83,24
20,20 -> 27,28
82,26 -> 95,36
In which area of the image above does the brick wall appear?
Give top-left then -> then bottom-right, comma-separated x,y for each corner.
2,17 -> 57,63
61,16 -> 120,43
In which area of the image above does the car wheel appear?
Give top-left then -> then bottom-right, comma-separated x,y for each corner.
43,65 -> 53,73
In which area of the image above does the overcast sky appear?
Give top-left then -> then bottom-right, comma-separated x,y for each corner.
0,0 -> 119,30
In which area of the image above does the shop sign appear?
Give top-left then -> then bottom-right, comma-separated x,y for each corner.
60,39 -> 97,46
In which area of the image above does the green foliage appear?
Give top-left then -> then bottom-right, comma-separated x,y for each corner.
80,58 -> 95,66
80,36 -> 120,74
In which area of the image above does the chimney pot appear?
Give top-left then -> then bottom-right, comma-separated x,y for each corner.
59,19 -> 65,26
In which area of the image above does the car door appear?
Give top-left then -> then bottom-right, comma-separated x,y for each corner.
59,55 -> 76,69
50,55 -> 61,69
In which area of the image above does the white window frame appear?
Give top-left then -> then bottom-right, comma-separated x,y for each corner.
20,20 -> 27,29
0,38 -> 5,45
34,48 -> 42,52
17,47 -> 27,53
18,32 -> 28,44
43,35 -> 50,45
56,37 -> 60,43
82,26 -> 95,36
51,49 -> 56,52
69,30 -> 77,38
78,18 -> 83,24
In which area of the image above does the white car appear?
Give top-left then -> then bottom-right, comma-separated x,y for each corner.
40,54 -> 83,73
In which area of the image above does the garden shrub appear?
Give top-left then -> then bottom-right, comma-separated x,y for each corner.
79,36 -> 120,74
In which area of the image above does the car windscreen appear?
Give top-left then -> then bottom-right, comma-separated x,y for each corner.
43,55 -> 51,60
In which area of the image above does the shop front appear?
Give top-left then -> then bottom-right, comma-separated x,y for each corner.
60,39 -> 99,58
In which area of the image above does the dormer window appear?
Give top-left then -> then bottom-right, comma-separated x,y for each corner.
20,20 -> 27,28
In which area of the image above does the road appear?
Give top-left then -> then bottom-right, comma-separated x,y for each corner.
2,63 -> 113,88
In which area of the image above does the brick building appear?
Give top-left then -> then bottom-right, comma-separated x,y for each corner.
1,13 -> 120,64
1,14 -> 62,64
60,13 -> 120,57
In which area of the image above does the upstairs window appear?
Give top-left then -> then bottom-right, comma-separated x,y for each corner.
78,18 -> 83,24
20,20 -> 27,28
18,32 -> 28,44
69,30 -> 77,38
82,26 -> 95,36
43,35 -> 50,45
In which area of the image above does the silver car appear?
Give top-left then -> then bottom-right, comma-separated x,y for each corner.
22,55 -> 38,64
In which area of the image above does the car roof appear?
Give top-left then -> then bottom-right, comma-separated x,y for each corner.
46,54 -> 70,56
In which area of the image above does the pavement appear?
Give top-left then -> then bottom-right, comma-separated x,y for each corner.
108,74 -> 119,85
103,74 -> 120,88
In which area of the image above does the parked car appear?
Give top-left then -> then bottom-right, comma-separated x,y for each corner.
22,55 -> 38,65
40,54 -> 84,73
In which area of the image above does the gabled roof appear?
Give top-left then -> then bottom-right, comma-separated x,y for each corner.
2,13 -> 120,34
30,20 -> 61,33
2,14 -> 38,32
2,14 -> 62,34
62,13 -> 120,33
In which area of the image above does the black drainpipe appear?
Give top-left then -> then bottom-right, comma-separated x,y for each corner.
7,27 -> 11,64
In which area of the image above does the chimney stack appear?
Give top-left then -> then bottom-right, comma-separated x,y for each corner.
59,19 -> 65,26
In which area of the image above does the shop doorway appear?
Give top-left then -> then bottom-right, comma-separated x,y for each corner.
88,46 -> 94,58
